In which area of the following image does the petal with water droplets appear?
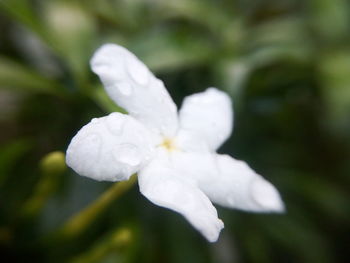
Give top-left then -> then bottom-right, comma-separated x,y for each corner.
200,154 -> 285,212
66,112 -> 158,181
90,44 -> 178,137
179,88 -> 233,151
138,153 -> 224,242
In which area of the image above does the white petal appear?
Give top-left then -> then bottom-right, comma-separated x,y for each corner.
66,112 -> 157,182
169,150 -> 219,184
175,129 -> 210,153
179,88 -> 233,151
138,154 -> 224,242
201,154 -> 285,212
90,44 -> 178,136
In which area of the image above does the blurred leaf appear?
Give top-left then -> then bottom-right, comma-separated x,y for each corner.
302,179 -> 349,222
0,0 -> 60,53
84,0 -> 148,32
11,26 -> 63,78
213,58 -> 251,108
244,18 -> 313,66
247,44 -> 313,68
240,230 -> 271,263
130,30 -> 215,72
0,56 -> 65,96
0,0 -> 50,43
152,0 -> 234,36
1,0 -> 96,87
247,18 -> 309,47
319,50 -> 350,133
263,214 -> 333,263
308,0 -> 349,40
42,0 -> 96,85
0,139 -> 32,185
70,227 -> 132,263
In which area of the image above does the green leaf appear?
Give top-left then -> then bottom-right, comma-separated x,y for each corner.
0,139 -> 32,185
0,0 -> 96,86
129,30 -> 215,72
319,50 -> 350,133
0,56 -> 65,96
151,0 -> 234,35
42,1 -> 97,84
308,0 -> 349,40
0,0 -> 56,51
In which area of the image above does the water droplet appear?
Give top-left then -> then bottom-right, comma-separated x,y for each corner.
144,154 -> 151,161
106,113 -> 125,135
91,118 -> 100,124
126,56 -> 149,85
114,143 -> 142,166
117,82 -> 133,96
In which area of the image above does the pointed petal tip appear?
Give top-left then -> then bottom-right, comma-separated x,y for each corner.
207,235 -> 219,243
205,219 -> 224,243
90,43 -> 122,72
251,178 -> 285,213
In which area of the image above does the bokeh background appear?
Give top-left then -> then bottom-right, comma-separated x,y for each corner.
1,0 -> 350,262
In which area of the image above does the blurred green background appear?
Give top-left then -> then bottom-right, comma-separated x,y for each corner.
0,0 -> 350,262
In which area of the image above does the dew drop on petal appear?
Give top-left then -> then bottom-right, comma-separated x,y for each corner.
105,114 -> 126,136
91,118 -> 100,124
126,57 -> 149,85
85,133 -> 101,146
144,154 -> 151,162
117,82 -> 133,96
114,143 -> 142,166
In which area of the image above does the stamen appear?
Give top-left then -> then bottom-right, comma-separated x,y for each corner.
160,138 -> 177,151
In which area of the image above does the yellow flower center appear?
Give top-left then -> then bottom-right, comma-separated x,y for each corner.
160,137 -> 178,151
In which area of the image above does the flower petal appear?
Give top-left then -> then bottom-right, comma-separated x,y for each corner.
179,88 -> 233,151
138,154 -> 224,242
66,112 -> 157,182
169,150 -> 219,183
169,151 -> 284,212
90,44 -> 178,136
201,154 -> 285,212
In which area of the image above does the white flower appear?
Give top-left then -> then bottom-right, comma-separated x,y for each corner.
66,44 -> 285,242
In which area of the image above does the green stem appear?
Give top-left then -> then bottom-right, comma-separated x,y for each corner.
58,175 -> 137,239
